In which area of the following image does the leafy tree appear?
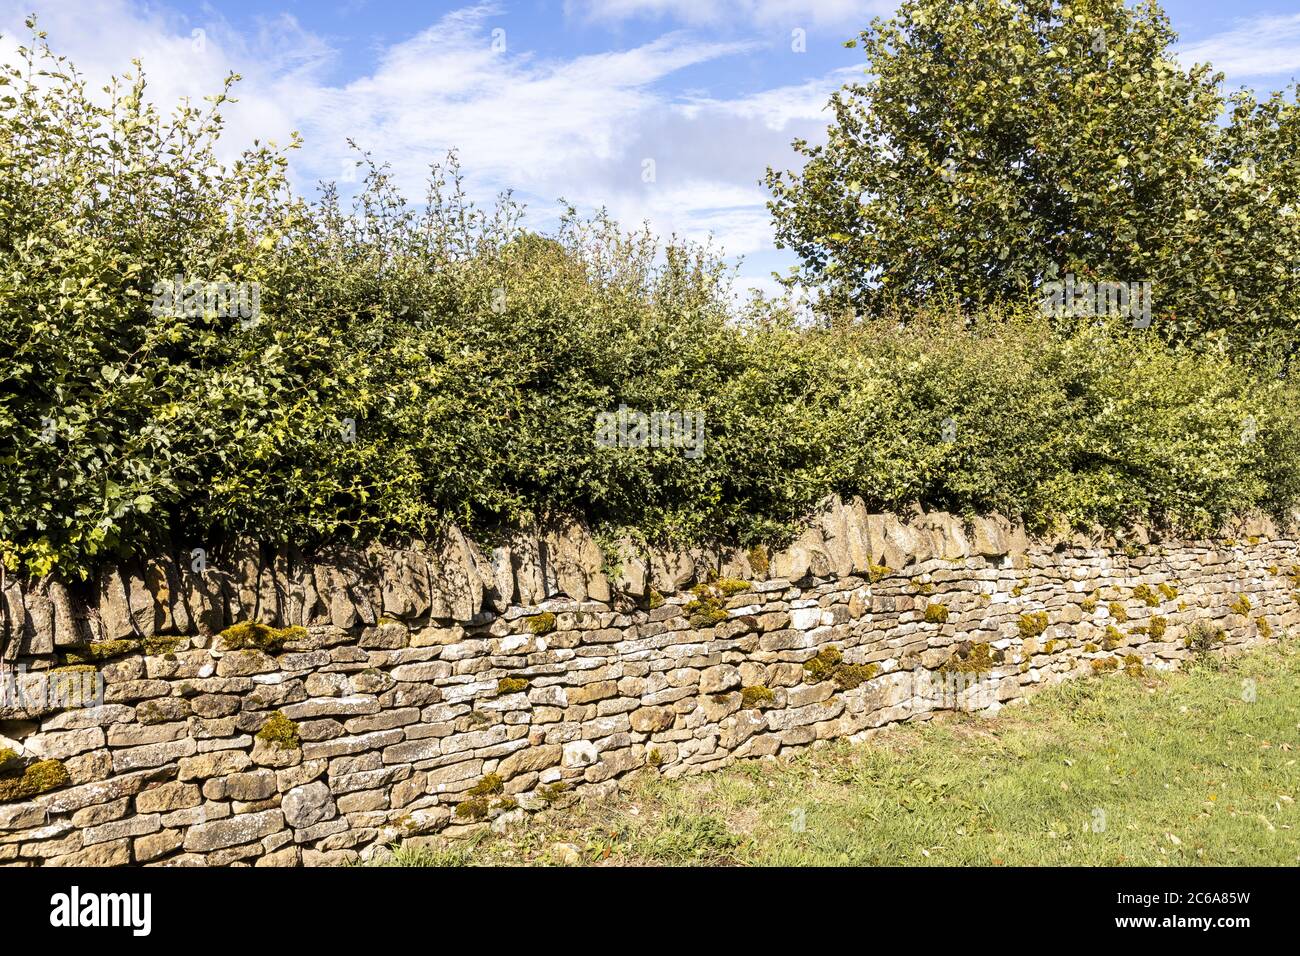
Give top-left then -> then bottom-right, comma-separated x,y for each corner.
765,0 -> 1300,361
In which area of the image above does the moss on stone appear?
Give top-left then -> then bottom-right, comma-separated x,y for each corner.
832,661 -> 879,690
648,589 -> 665,610
497,677 -> 530,695
923,602 -> 949,624
1091,657 -> 1119,673
802,645 -> 876,688
64,638 -> 140,664
0,748 -> 20,775
468,773 -> 503,797
747,545 -> 770,577
455,797 -> 489,820
647,748 -> 664,768
714,577 -> 751,598
256,711 -> 301,750
1123,654 -> 1146,677
867,563 -> 891,584
938,642 -> 995,676
218,620 -> 306,654
1042,639 -> 1057,655
527,612 -> 556,636
1148,615 -> 1167,639
1257,617 -> 1274,640
1018,611 -> 1048,639
538,782 -> 568,804
1081,592 -> 1099,613
685,591 -> 728,628
0,758 -> 70,803
1108,601 -> 1128,623
1229,594 -> 1252,615
803,646 -> 843,682
1132,585 -> 1159,607
1157,582 -> 1179,601
142,635 -> 182,656
1102,625 -> 1125,650
740,685 -> 774,709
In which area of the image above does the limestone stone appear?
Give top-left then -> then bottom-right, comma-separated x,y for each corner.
282,781 -> 337,829
184,809 -> 285,852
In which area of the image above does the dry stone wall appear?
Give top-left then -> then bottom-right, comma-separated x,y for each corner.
2,498 -> 1297,866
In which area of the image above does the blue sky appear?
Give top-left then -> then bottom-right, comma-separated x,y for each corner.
2,0 -> 1297,296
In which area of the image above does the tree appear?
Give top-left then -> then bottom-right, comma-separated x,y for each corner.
765,0 -> 1300,362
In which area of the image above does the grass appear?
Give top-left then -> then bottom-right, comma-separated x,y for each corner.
373,638 -> 1300,867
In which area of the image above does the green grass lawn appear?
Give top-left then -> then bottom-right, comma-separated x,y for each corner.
377,639 -> 1300,867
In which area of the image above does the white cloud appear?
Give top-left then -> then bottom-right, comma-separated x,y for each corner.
565,0 -> 891,30
0,0 -> 852,279
1179,14 -> 1300,79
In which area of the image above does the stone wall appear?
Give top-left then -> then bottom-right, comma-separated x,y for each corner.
2,498 -> 1296,866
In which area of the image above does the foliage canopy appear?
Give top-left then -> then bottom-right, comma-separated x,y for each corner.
2,19 -> 1299,579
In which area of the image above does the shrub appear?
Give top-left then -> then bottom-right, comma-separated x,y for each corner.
1184,622 -> 1226,655
3,24 -> 1300,583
